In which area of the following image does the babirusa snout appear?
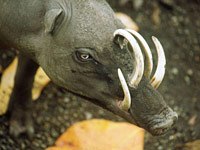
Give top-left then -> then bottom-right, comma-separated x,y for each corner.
114,29 -> 167,110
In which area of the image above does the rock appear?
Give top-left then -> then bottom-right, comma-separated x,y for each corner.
184,76 -> 190,85
158,145 -> 163,150
63,97 -> 70,103
187,69 -> 193,76
85,112 -> 93,120
132,0 -> 144,10
171,67 -> 179,75
171,16 -> 179,26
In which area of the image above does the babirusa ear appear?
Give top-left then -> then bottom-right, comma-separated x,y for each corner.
44,9 -> 63,33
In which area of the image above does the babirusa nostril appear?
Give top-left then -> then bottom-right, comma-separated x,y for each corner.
149,110 -> 178,135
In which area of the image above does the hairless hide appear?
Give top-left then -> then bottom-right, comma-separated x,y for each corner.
0,0 -> 177,137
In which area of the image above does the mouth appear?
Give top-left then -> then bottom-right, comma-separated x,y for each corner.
149,118 -> 176,135
147,108 -> 178,135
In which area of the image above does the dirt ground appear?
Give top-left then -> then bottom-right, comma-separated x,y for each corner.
0,0 -> 200,149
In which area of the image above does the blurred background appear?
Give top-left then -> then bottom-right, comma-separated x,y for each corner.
0,0 -> 200,149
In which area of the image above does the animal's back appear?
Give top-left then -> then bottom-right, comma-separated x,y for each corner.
0,0 -> 45,49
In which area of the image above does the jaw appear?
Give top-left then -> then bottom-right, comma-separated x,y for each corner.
65,87 -> 177,136
98,101 -> 177,136
67,89 -> 137,124
104,100 -> 137,124
87,89 -> 178,136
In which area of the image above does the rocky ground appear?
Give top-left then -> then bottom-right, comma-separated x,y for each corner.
0,0 -> 200,149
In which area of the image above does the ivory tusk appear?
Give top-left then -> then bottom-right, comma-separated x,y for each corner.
150,36 -> 166,89
114,29 -> 144,88
126,29 -> 153,79
118,68 -> 131,111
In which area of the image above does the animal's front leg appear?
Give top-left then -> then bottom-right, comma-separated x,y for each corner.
7,53 -> 39,137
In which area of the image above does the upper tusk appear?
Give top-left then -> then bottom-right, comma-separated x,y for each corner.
150,36 -> 166,89
126,29 -> 153,79
117,68 -> 131,111
114,29 -> 144,88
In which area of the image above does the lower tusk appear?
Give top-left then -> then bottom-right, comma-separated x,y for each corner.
126,29 -> 153,79
150,36 -> 166,89
118,68 -> 131,111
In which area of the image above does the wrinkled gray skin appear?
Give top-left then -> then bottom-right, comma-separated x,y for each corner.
0,0 -> 177,137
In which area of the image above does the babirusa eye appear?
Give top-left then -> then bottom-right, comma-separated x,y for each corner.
80,53 -> 90,60
75,50 -> 93,62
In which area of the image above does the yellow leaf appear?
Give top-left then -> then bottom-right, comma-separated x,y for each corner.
32,67 -> 50,100
47,119 -> 144,150
183,140 -> 200,150
47,146 -> 78,150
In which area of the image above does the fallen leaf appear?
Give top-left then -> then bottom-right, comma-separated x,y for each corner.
0,58 -> 17,115
182,140 -> 200,150
151,3 -> 161,26
47,146 -> 77,150
0,65 -> 3,74
47,119 -> 144,150
0,57 -> 50,115
32,67 -> 50,100
115,12 -> 139,31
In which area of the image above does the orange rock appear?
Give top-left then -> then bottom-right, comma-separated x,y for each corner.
47,119 -> 144,150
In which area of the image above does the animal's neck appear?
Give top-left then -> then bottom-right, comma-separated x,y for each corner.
0,0 -> 45,49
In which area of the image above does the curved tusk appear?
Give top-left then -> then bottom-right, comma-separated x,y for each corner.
126,29 -> 153,79
150,36 -> 166,89
114,29 -> 144,88
118,68 -> 131,111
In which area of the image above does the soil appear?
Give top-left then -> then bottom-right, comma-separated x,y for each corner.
0,0 -> 200,149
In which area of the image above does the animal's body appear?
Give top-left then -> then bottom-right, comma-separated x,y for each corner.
0,0 -> 177,137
